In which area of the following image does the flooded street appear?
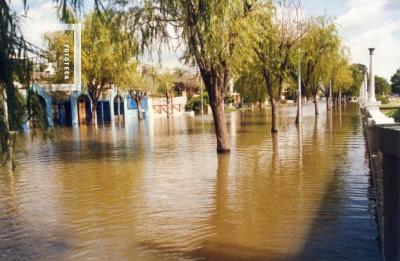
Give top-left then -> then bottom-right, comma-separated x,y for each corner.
0,103 -> 380,260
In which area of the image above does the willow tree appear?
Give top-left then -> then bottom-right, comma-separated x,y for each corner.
234,72 -> 266,109
81,13 -> 138,124
110,0 -> 259,152
347,63 -> 367,99
1,1 -> 49,166
156,72 -> 175,118
300,17 -> 340,115
329,55 -> 353,107
1,1 -> 26,165
117,62 -> 146,120
234,0 -> 306,133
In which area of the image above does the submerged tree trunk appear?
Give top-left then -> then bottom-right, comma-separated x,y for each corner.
295,92 -> 301,125
136,94 -> 143,120
5,85 -> 19,131
129,91 -> 144,120
91,98 -> 98,125
326,96 -> 331,111
313,94 -> 319,115
89,85 -> 101,125
264,72 -> 279,133
270,97 -> 278,133
170,93 -> 174,117
1,88 -> 16,168
1,89 -> 9,156
203,70 -> 230,153
165,91 -> 171,118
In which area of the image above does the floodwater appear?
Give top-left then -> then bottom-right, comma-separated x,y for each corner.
0,103 -> 380,260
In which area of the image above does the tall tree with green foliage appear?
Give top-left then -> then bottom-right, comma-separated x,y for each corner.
234,0 -> 306,132
156,72 -> 175,118
1,1 -> 49,166
82,13 -> 137,124
234,72 -> 266,108
347,63 -> 367,98
390,68 -> 400,94
117,63 -> 155,120
300,17 -> 340,115
329,55 -> 353,106
375,75 -> 391,96
108,0 -> 259,152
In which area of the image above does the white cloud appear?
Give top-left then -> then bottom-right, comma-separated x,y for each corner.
19,2 -> 60,49
336,0 -> 400,80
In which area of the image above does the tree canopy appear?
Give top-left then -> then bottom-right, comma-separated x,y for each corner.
390,68 -> 400,94
1,0 -> 50,166
375,75 -> 391,96
233,0 -> 307,131
299,16 -> 340,114
347,63 -> 367,97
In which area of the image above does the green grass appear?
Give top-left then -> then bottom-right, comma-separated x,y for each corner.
380,102 -> 400,109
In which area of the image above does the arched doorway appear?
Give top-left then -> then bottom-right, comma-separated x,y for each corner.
54,100 -> 72,126
77,94 -> 92,125
113,95 -> 125,123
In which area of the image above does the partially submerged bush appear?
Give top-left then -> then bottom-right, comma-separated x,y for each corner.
185,93 -> 209,112
388,108 -> 400,122
224,95 -> 235,104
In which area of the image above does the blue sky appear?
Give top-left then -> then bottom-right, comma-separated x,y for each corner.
13,0 -> 400,80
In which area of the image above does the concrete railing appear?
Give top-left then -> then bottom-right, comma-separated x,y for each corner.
362,104 -> 399,261
367,109 -> 395,125
151,96 -> 188,117
372,124 -> 400,261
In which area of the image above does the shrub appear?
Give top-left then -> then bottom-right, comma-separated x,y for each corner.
185,93 -> 209,112
224,95 -> 235,104
388,108 -> 400,122
377,95 -> 390,104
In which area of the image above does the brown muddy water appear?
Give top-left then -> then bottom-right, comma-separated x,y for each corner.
0,103 -> 380,260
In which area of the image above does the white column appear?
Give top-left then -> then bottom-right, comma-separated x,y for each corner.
74,23 -> 82,92
368,48 -> 376,102
360,80 -> 364,104
364,72 -> 368,101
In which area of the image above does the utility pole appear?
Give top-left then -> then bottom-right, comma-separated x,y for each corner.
297,47 -> 302,125
295,5 -> 302,125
